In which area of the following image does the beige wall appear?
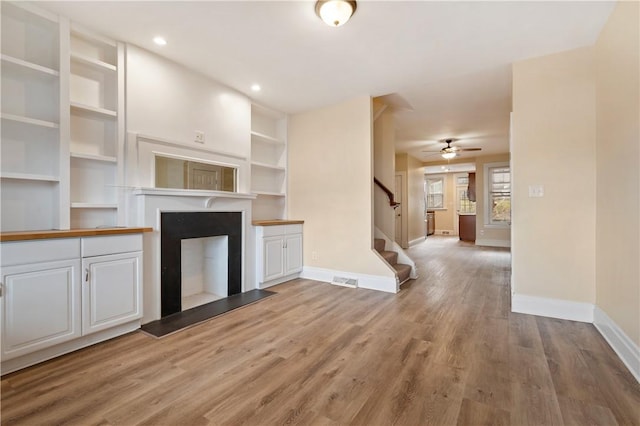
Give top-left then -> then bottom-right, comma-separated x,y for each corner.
595,1 -> 640,345
373,107 -> 396,240
407,154 -> 426,243
475,153 -> 511,245
288,96 -> 393,277
512,47 -> 596,303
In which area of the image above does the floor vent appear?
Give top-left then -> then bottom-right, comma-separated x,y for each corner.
331,277 -> 358,288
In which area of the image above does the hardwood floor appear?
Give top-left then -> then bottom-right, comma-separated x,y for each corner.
2,236 -> 639,425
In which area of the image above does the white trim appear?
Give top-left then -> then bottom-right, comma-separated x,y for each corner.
409,237 -> 425,247
476,238 -> 511,248
594,306 -> 640,383
1,320 -> 140,375
258,273 -> 300,289
135,133 -> 248,161
434,229 -> 456,236
511,294 -> 594,322
425,174 -> 446,210
301,266 -> 397,293
484,161 -> 511,228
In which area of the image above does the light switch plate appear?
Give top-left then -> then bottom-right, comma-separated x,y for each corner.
528,185 -> 544,197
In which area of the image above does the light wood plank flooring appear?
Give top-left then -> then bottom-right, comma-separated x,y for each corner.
2,236 -> 639,425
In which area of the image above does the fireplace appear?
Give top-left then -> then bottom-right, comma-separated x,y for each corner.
160,211 -> 242,317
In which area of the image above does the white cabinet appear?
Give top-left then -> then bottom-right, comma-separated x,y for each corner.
81,234 -> 143,335
284,233 -> 303,276
1,258 -> 81,361
251,104 -> 287,220
263,236 -> 285,282
255,224 -> 303,288
1,233 -> 143,374
82,252 -> 142,335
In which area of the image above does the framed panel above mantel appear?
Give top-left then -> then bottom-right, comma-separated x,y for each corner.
124,132 -> 251,194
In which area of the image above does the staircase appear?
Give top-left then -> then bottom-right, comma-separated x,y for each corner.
374,238 -> 412,284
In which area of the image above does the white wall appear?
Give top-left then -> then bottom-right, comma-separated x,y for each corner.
288,96 -> 394,280
125,44 -> 251,192
512,47 -> 596,305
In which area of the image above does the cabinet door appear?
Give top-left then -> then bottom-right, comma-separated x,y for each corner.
262,236 -> 284,282
82,252 -> 142,335
1,259 -> 81,360
284,234 -> 303,276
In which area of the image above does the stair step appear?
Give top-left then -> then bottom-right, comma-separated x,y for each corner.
379,250 -> 398,265
394,263 -> 412,284
374,238 -> 386,252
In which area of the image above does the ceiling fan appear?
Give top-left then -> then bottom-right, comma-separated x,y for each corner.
422,138 -> 481,159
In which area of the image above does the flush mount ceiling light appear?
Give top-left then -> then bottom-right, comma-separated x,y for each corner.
251,84 -> 261,92
153,36 -> 167,46
315,0 -> 357,27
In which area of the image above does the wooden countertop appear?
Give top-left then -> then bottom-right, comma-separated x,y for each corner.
0,227 -> 153,242
252,220 -> 304,226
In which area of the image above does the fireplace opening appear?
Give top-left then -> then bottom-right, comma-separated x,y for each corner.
181,235 -> 228,310
161,211 -> 242,318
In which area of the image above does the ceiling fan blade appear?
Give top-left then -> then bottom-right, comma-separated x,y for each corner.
458,148 -> 482,151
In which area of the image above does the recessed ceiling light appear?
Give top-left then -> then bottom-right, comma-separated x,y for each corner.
251,84 -> 261,92
153,36 -> 167,46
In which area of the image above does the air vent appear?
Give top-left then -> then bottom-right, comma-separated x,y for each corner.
331,277 -> 358,288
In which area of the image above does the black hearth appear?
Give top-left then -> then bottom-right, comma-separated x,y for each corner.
160,211 -> 242,317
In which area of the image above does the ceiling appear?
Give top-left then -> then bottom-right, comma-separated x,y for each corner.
37,1 -> 614,163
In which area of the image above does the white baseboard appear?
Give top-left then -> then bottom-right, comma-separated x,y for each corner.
409,237 -> 425,247
594,306 -> 640,383
476,238 -> 511,248
301,266 -> 398,293
1,320 -> 141,375
511,294 -> 594,322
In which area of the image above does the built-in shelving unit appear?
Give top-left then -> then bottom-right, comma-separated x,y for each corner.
250,104 -> 287,220
1,2 -> 66,232
68,24 -> 123,228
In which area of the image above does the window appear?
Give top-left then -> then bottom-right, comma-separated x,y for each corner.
425,175 -> 445,209
456,174 -> 476,214
486,163 -> 511,226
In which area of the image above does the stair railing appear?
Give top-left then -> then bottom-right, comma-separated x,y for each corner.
374,177 -> 400,209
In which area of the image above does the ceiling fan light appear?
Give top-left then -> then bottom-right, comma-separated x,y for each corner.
315,0 -> 357,27
442,152 -> 457,160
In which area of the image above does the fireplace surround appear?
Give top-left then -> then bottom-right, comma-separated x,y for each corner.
160,211 -> 242,317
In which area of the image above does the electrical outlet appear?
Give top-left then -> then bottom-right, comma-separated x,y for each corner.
311,251 -> 319,261
528,184 -> 544,197
195,131 -> 205,143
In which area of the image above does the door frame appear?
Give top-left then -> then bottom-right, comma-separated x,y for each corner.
395,171 -> 408,248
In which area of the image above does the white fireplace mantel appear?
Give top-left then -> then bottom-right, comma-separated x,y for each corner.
128,187 -> 256,324
132,188 -> 257,210
132,187 -> 257,199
